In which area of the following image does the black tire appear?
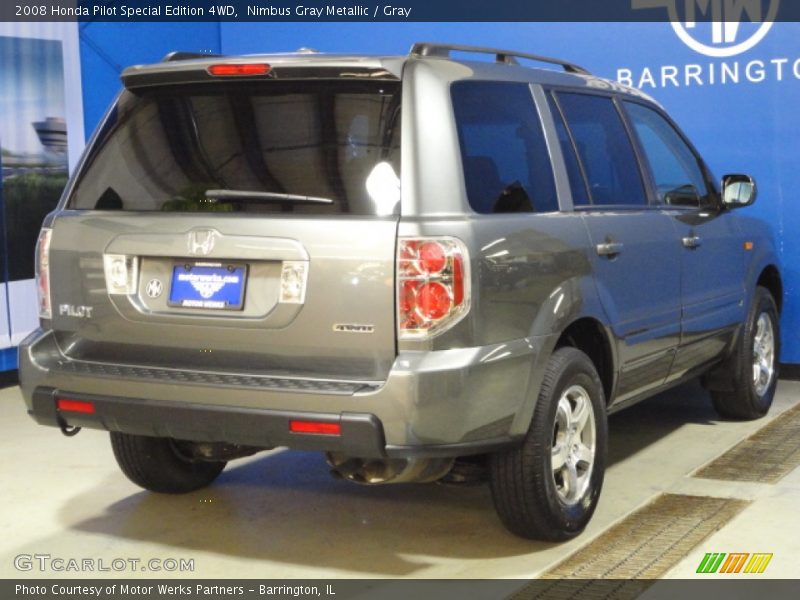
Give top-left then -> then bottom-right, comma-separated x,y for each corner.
489,347 -> 607,541
110,432 -> 226,493
711,286 -> 780,420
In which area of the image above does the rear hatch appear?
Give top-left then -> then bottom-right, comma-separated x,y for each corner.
47,64 -> 401,381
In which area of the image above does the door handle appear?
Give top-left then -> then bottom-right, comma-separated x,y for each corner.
682,235 -> 702,249
596,242 -> 624,257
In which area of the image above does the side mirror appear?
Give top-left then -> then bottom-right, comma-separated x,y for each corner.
721,174 -> 757,208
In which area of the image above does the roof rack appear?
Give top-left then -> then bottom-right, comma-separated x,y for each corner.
409,42 -> 590,75
161,51 -> 225,63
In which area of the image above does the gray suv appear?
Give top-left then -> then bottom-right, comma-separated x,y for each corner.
19,43 -> 782,541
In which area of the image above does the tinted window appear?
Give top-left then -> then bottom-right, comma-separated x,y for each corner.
624,102 -> 711,207
555,93 -> 647,207
68,80 -> 401,215
452,81 -> 558,214
547,94 -> 590,207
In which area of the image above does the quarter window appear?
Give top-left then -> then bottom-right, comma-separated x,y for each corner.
451,81 -> 558,214
555,92 -> 647,207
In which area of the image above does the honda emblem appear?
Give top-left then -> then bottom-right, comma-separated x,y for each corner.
188,229 -> 217,256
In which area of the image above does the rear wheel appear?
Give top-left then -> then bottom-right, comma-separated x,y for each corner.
111,432 -> 226,493
711,286 -> 780,420
489,347 -> 607,541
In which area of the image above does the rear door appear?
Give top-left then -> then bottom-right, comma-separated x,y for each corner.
549,91 -> 682,403
48,76 -> 402,382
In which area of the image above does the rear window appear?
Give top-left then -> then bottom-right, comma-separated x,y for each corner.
451,81 -> 558,214
68,80 -> 401,215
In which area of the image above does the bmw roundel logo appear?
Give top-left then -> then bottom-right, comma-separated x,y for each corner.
146,279 -> 163,299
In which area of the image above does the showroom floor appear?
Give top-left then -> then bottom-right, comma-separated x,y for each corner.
2,379 -> 799,583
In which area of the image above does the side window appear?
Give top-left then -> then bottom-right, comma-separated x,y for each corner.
451,81 -> 558,214
547,94 -> 590,207
555,92 -> 647,207
624,102 -> 711,207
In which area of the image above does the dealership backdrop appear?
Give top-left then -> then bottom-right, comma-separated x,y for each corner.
0,22 -> 83,369
3,21 -> 799,367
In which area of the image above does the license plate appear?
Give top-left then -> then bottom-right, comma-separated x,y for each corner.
168,263 -> 247,310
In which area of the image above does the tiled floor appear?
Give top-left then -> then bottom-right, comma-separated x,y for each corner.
1,379 -> 798,581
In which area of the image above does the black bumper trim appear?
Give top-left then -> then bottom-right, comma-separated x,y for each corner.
31,387 -> 387,458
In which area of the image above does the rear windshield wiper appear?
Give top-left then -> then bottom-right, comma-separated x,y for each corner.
205,189 -> 333,205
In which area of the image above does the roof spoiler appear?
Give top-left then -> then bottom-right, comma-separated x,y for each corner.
161,51 -> 225,62
122,53 -> 398,89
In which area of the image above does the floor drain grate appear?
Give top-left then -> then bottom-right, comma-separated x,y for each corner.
694,402 -> 800,484
512,494 -> 749,599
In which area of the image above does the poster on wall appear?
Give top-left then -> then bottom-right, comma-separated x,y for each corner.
0,23 -> 83,368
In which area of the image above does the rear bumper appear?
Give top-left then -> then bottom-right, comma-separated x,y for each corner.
20,329 -> 556,457
31,387 -> 386,457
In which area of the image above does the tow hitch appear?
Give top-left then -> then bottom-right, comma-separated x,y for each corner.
57,416 -> 81,437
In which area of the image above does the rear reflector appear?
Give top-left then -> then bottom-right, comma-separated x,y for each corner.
208,63 -> 271,76
56,399 -> 96,414
289,420 -> 341,436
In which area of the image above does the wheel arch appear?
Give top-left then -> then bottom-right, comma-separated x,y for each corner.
757,264 -> 782,314
510,273 -> 617,437
554,317 -> 616,405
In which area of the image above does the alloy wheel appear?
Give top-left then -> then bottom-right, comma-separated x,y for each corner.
753,312 -> 775,396
551,384 -> 596,505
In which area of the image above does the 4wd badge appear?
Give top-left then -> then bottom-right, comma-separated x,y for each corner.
333,324 -> 375,334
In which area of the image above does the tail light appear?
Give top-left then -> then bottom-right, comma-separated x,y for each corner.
398,238 -> 470,339
35,228 -> 52,319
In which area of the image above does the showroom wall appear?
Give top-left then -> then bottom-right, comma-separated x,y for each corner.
0,22 -> 83,370
79,22 -> 221,138
70,21 -> 800,364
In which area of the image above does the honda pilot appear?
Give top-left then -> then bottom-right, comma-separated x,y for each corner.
19,43 -> 782,540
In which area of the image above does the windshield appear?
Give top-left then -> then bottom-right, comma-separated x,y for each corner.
67,80 -> 401,215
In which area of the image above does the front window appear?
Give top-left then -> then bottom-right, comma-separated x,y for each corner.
624,101 -> 712,207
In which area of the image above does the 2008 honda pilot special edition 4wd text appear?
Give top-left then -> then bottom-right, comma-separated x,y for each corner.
20,43 -> 782,541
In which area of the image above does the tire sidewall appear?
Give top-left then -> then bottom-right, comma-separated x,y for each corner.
744,287 -> 780,413
111,432 -> 226,493
533,349 -> 608,535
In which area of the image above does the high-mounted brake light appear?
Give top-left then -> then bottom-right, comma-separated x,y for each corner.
208,63 -> 271,77
35,228 -> 52,319
398,238 -> 470,339
289,420 -> 341,436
